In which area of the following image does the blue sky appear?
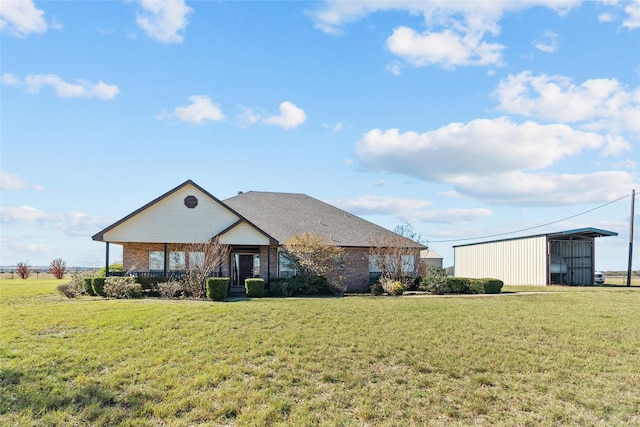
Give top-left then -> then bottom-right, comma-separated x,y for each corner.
1,0 -> 639,271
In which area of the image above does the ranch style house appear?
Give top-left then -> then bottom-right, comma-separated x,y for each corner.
92,180 -> 426,293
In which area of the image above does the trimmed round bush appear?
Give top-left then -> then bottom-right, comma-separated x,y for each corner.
83,277 -> 96,296
245,278 -> 264,298
206,277 -> 229,301
92,277 -> 107,296
470,278 -> 504,294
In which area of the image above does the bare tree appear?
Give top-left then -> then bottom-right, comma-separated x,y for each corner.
49,258 -> 67,279
180,237 -> 230,298
16,262 -> 31,279
283,232 -> 347,296
369,223 -> 424,285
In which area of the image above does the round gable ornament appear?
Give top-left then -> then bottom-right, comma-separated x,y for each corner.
184,195 -> 198,209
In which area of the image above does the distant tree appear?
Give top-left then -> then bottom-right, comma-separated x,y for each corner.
394,222 -> 427,245
49,258 -> 67,279
283,232 -> 347,296
16,262 -> 31,279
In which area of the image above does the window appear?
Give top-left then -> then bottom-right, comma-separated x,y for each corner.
169,251 -> 185,271
369,254 -> 415,274
401,254 -> 415,275
189,251 -> 204,269
369,255 -> 382,273
149,251 -> 165,271
253,254 -> 260,276
278,251 -> 298,278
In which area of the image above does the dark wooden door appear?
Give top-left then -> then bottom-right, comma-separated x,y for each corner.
238,254 -> 254,286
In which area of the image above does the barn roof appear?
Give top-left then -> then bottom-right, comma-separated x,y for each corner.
453,227 -> 618,248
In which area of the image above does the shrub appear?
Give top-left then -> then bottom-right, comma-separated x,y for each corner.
370,282 -> 384,296
420,266 -> 447,294
380,277 -> 406,296
16,262 -> 31,279
63,270 -> 91,296
326,278 -> 348,297
445,277 -> 474,294
269,278 -> 287,297
49,258 -> 67,279
83,277 -> 96,296
470,278 -> 503,294
245,278 -> 264,298
422,275 -> 503,295
206,277 -> 229,301
57,283 -> 77,298
180,273 -> 207,299
158,280 -> 184,299
92,277 -> 107,296
104,276 -> 142,299
97,263 -> 123,277
134,277 -> 164,297
391,281 -> 406,295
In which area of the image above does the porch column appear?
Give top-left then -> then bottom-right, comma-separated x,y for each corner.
105,242 -> 110,276
163,243 -> 168,277
267,245 -> 271,288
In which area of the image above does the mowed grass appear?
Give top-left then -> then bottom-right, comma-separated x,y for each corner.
1,279 -> 639,426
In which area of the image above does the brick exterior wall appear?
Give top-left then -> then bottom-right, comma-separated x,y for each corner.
121,243 -> 418,293
343,248 -> 372,292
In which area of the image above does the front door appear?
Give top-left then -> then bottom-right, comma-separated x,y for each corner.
238,254 -> 255,286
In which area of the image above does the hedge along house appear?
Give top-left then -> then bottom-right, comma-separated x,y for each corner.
453,228 -> 618,286
92,180 -> 426,293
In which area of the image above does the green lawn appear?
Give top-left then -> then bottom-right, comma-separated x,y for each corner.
1,279 -> 639,426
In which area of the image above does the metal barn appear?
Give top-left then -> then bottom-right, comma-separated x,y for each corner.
453,228 -> 618,286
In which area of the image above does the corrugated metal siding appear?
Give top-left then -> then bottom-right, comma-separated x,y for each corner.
219,222 -> 270,245
549,240 -> 593,286
455,236 -> 547,286
103,186 -> 240,243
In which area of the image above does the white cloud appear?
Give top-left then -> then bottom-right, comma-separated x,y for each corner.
623,0 -> 640,29
533,30 -> 559,53
452,171 -> 637,206
263,101 -> 307,129
310,1 -> 579,68
356,118 -> 607,181
597,0 -> 640,29
386,26 -> 505,69
0,0 -> 47,37
598,12 -> 617,23
354,118 -> 636,206
332,195 -> 491,223
0,206 -> 112,237
386,61 -> 402,75
166,95 -> 225,124
334,195 -> 432,216
1,206 -> 48,222
238,106 -> 261,125
411,208 -> 493,223
0,171 -> 44,190
135,0 -> 192,43
2,73 -> 119,99
494,71 -> 640,134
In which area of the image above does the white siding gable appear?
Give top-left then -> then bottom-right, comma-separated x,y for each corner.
103,184 -> 240,243
219,222 -> 270,245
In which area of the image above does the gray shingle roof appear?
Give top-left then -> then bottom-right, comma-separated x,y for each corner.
224,191 -> 425,249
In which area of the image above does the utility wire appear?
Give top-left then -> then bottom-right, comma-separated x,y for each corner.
429,193 -> 631,243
